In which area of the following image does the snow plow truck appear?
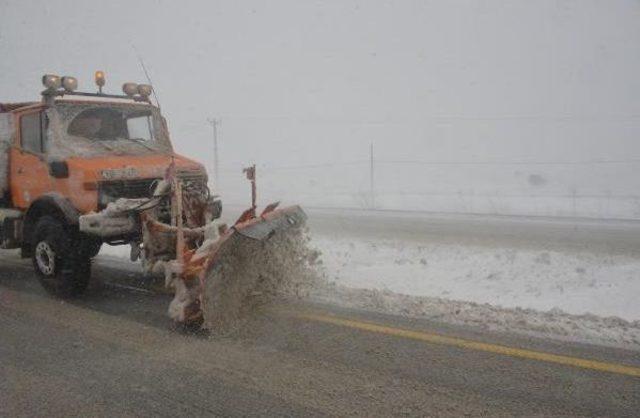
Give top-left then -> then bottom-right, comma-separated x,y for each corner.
0,72 -> 307,329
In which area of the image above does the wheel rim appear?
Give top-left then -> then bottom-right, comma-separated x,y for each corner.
35,241 -> 56,276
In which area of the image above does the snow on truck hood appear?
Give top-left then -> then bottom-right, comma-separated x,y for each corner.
65,154 -> 206,182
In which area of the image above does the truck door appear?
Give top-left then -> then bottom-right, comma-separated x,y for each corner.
10,108 -> 52,209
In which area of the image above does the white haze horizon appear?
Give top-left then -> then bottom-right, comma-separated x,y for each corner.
1,0 -> 639,219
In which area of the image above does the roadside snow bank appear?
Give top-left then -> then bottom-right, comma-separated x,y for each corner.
311,236 -> 640,322
308,284 -> 640,350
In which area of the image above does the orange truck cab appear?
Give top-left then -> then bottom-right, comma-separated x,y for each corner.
0,73 -> 216,296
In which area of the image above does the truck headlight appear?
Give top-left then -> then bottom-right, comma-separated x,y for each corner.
122,83 -> 138,97
61,76 -> 78,92
138,84 -> 153,97
42,74 -> 61,90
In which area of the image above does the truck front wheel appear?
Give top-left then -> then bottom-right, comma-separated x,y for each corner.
32,216 -> 91,297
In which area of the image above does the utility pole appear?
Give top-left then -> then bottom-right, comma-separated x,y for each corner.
206,118 -> 220,181
369,142 -> 375,209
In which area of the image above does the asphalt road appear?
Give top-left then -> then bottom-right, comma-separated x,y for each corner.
1,252 -> 640,417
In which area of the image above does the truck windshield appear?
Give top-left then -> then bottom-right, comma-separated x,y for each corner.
67,107 -> 155,141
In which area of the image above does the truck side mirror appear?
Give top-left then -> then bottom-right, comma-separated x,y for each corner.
49,160 -> 69,178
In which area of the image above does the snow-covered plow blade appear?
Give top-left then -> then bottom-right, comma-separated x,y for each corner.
200,205 -> 308,331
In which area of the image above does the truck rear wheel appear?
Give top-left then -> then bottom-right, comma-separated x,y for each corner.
32,216 -> 91,297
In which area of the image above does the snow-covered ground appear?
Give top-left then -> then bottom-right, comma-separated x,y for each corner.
312,235 -> 640,321
292,210 -> 640,349
305,233 -> 640,350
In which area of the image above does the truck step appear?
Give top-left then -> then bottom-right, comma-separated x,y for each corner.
0,209 -> 23,249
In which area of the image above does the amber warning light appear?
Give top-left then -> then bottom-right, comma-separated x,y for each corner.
94,70 -> 106,93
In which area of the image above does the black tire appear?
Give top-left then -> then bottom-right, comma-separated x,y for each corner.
81,238 -> 102,259
31,216 -> 91,297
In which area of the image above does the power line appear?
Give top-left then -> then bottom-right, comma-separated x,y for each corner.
244,189 -> 640,200
256,161 -> 368,171
228,158 -> 640,172
375,158 -> 640,166
200,114 -> 640,124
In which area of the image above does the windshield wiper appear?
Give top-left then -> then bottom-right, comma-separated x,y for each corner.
129,137 -> 156,151
91,140 -> 114,151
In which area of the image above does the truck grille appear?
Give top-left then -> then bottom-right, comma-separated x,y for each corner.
98,178 -> 159,208
98,173 -> 207,209
177,169 -> 208,186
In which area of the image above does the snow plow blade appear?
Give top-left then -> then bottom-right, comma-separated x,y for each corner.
235,204 -> 307,241
200,205 -> 308,331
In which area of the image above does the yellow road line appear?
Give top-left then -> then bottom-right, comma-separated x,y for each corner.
295,312 -> 640,378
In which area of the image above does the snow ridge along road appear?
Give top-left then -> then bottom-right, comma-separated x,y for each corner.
302,209 -> 640,349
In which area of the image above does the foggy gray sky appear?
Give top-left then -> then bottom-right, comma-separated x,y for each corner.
1,0 -> 640,217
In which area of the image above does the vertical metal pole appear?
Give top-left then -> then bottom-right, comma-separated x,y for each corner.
213,119 -> 219,182
207,118 -> 220,183
370,142 -> 375,209
242,165 -> 257,219
251,165 -> 257,209
175,180 -> 184,265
